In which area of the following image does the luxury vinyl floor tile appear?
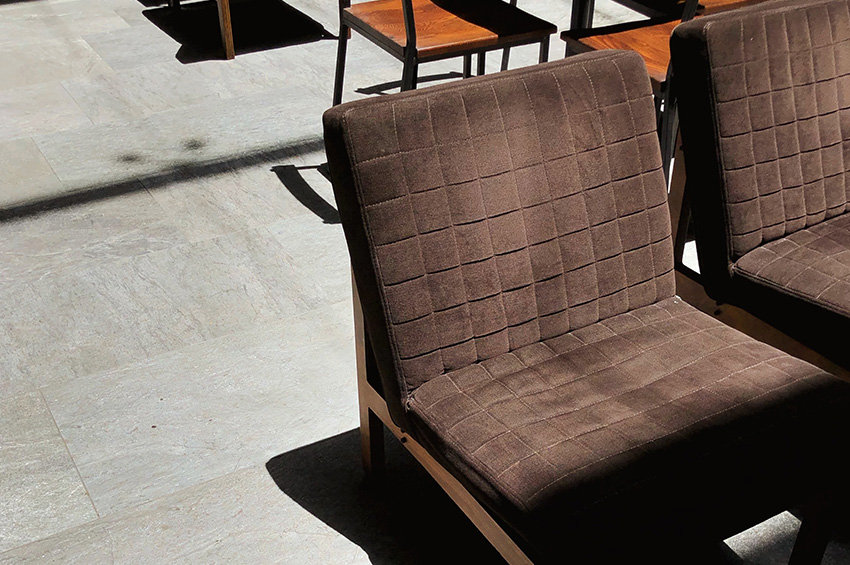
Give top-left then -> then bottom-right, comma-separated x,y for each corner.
0,82 -> 92,141
0,392 -> 97,552
0,186 -> 187,287
0,37 -> 111,92
0,226 -> 327,395
0,138 -> 64,208
40,301 -> 356,515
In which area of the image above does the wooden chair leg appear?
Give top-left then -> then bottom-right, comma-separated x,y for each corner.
353,273 -> 386,482
790,499 -> 835,565
463,54 -> 472,78
477,51 -> 486,76
216,0 -> 235,60
333,24 -> 349,105
539,36 -> 550,63
360,404 -> 386,482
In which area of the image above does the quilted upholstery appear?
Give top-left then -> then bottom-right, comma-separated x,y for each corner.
326,51 -> 673,403
735,213 -> 850,316
326,51 -> 850,560
683,0 -> 850,260
673,0 -> 850,365
408,296 -> 848,552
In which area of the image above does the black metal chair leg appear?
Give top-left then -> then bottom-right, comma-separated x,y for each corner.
539,36 -> 550,63
401,56 -> 418,91
463,54 -> 472,78
333,24 -> 349,105
499,0 -> 518,70
477,51 -> 486,76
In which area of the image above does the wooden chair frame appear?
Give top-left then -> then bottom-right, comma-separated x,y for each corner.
352,275 -> 535,565
332,0 -> 551,105
667,139 -> 850,382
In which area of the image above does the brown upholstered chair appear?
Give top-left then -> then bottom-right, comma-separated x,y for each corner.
562,0 -> 769,180
324,51 -> 850,562
332,0 -> 557,105
672,0 -> 850,370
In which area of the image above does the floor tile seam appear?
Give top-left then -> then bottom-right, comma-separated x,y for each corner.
36,388 -> 101,519
36,295 -> 350,398
0,457 -> 270,558
18,133 -> 68,199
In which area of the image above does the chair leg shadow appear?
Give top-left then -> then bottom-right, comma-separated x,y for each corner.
265,429 -> 504,565
271,164 -> 339,224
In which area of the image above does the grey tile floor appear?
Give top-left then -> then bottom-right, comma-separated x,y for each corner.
1,0 -> 849,562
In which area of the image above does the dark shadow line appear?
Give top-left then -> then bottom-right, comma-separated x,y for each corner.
271,164 -> 340,224
0,136 -> 326,222
355,72 -> 465,95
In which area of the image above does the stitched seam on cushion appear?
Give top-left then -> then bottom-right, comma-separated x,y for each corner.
581,366 -> 834,512
340,109 -> 412,404
762,13 -> 791,240
520,75 -> 571,339
521,326 -> 748,443
738,19 -> 768,250
484,84 -> 519,351
426,95 -> 481,366
391,102 -> 449,377
524,360 -> 807,502
583,65 -> 626,315
427,309 -> 716,415
703,19 -> 746,264
613,56 -> 659,307
733,263 -> 850,316
351,117 -> 654,167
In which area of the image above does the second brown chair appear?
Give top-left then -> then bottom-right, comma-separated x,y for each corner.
332,0 -> 556,105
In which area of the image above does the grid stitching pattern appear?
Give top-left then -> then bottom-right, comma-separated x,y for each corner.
734,212 -> 850,315
408,297 -> 829,512
341,52 -> 675,392
705,0 -> 850,258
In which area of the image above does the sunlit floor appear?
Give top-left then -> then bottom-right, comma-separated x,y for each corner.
1,0 -> 849,561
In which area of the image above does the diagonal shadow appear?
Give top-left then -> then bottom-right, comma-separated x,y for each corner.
271,164 -> 339,224
265,429 -> 504,565
143,0 -> 333,63
0,136 -> 326,221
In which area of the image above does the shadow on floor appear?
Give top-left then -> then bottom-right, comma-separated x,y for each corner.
265,428 -> 504,565
143,0 -> 332,63
0,136 -> 326,221
271,164 -> 339,224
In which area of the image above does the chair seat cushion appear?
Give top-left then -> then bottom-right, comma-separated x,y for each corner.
735,213 -> 850,318
408,296 -> 850,557
344,0 -> 556,60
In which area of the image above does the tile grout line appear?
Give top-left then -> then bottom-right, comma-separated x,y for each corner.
37,387 -> 101,520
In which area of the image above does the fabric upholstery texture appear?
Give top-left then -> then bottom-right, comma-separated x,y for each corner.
325,51 -> 850,560
673,0 -> 850,364
327,51 -> 673,401
735,212 -> 850,316
409,296 -> 847,552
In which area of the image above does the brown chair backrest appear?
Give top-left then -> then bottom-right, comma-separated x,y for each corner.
324,52 -> 675,427
673,0 -> 850,293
